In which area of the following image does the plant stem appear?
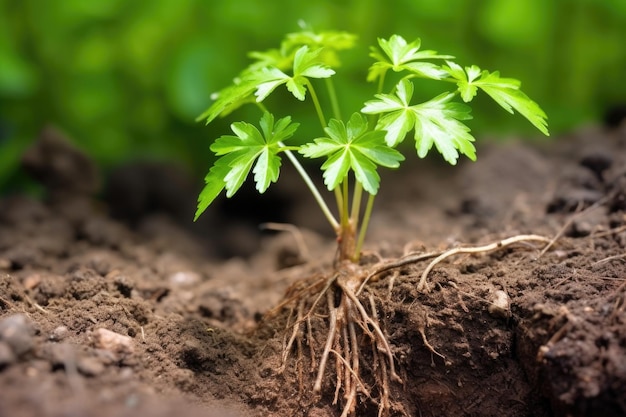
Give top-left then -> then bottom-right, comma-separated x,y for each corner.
325,78 -> 342,120
334,187 -> 344,220
305,80 -> 327,129
354,193 -> 376,260
377,72 -> 387,94
256,101 -> 269,113
350,181 -> 363,230
336,178 -> 358,263
341,178 -> 350,228
282,147 -> 339,231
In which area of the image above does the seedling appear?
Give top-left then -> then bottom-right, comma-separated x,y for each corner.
195,29 -> 548,263
195,26 -> 549,416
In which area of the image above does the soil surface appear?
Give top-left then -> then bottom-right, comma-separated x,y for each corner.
1,121 -> 626,417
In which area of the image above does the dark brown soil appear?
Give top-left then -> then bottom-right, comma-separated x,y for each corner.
1,122 -> 626,417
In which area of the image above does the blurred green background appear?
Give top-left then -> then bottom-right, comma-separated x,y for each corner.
1,0 -> 625,193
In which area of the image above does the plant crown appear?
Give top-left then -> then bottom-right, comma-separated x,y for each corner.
195,27 -> 549,262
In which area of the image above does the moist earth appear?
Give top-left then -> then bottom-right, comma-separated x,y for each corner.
1,122 -> 626,417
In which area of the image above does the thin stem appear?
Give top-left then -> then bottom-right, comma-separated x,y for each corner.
341,178 -> 350,228
354,193 -> 376,260
256,101 -> 269,113
377,72 -> 387,94
325,78 -> 342,120
350,181 -> 363,230
334,187 -> 344,221
282,147 -> 339,231
305,80 -> 327,129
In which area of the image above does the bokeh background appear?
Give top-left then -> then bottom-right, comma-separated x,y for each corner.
1,0 -> 625,193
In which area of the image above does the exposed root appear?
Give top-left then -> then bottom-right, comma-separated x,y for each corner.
357,234 -> 551,294
275,233 -> 554,415
417,234 -> 551,291
592,253 -> 626,266
419,327 -> 445,365
357,251 -> 441,296
278,263 -> 401,417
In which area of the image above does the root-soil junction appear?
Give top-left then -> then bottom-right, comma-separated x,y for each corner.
270,234 -> 552,416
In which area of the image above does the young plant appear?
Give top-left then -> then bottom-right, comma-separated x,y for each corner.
195,27 -> 550,416
194,29 -> 548,265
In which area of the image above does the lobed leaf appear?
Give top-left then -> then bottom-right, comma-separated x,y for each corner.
253,148 -> 281,193
367,35 -> 452,82
443,63 -> 549,136
411,93 -> 475,165
283,28 -> 357,68
362,78 -> 416,146
251,46 -> 335,102
247,48 -> 292,72
199,38 -> 339,123
362,79 -> 476,165
194,156 -> 233,220
299,113 -> 404,194
195,113 -> 299,219
443,61 -> 481,102
254,67 -> 291,102
474,71 -> 549,136
196,80 -> 257,124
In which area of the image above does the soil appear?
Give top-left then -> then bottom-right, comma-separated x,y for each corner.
1,121 -> 626,417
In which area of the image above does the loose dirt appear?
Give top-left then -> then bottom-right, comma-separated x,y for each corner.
1,122 -> 625,417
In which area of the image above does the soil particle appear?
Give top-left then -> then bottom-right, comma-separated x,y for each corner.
0,314 -> 35,357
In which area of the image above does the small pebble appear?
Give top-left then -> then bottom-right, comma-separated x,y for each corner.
91,328 -> 134,355
0,314 -> 35,356
488,290 -> 511,319
77,356 -> 105,376
168,271 -> 201,287
0,258 -> 11,270
47,343 -> 75,368
49,325 -> 69,341
0,341 -> 16,367
23,274 -> 42,290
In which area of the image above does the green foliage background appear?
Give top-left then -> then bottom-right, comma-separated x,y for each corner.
1,0 -> 625,191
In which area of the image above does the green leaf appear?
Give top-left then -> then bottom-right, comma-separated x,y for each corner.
253,67 -> 291,102
195,112 -> 299,220
194,155 -> 233,220
443,61 -> 481,102
253,148 -> 281,194
247,29 -> 356,76
368,35 -> 453,83
412,94 -> 475,164
362,79 -> 476,165
196,79 -> 257,124
443,63 -> 549,136
362,78 -> 416,146
292,40 -> 342,78
247,48 -> 292,72
198,43 -> 337,123
253,45 -> 335,102
473,70 -> 549,136
284,29 -> 357,67
299,113 -> 404,194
